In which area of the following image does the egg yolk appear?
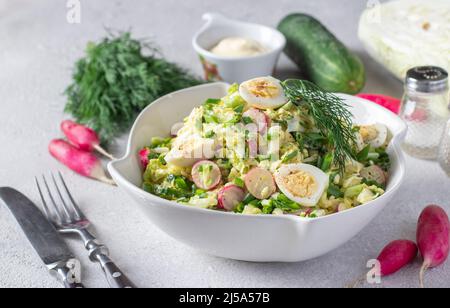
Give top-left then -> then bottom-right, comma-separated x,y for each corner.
360,126 -> 378,142
282,170 -> 317,198
246,80 -> 280,99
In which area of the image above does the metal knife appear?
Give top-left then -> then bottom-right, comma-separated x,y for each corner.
0,187 -> 83,288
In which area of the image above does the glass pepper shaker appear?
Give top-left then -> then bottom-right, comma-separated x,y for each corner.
400,66 -> 449,159
438,121 -> 450,176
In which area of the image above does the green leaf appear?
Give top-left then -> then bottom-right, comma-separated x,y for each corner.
234,178 -> 245,188
282,79 -> 356,174
233,104 -> 245,114
282,150 -> 299,163
356,145 -> 371,162
64,32 -> 203,142
242,116 -> 254,125
204,98 -> 221,106
321,152 -> 333,171
327,184 -> 344,198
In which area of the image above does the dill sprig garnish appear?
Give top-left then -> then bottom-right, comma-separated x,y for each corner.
64,32 -> 203,141
282,79 -> 356,173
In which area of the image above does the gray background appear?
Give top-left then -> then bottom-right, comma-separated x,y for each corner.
0,0 -> 449,288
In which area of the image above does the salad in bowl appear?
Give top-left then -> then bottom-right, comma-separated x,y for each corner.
139,77 -> 391,218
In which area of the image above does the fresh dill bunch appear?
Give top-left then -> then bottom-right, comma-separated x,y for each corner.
282,79 -> 356,174
64,32 -> 203,141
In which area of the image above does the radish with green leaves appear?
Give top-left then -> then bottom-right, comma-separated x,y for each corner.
61,120 -> 115,160
49,139 -> 115,185
417,205 -> 450,288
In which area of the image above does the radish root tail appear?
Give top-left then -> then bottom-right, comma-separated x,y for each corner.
94,145 -> 116,161
99,176 -> 117,186
419,263 -> 429,289
345,274 -> 366,288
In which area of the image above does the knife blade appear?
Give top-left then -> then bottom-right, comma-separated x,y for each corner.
0,187 -> 83,288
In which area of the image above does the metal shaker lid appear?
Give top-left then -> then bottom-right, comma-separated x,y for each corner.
405,66 -> 448,93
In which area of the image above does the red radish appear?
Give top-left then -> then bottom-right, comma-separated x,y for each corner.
360,165 -> 386,186
49,139 -> 115,185
417,205 -> 450,288
61,120 -> 115,160
245,167 -> 276,200
243,108 -> 268,133
357,94 -> 401,114
218,185 -> 245,211
247,139 -> 258,158
191,160 -> 221,190
376,240 -> 418,276
171,122 -> 184,137
406,108 -> 428,122
348,239 -> 418,288
245,122 -> 259,159
139,147 -> 151,168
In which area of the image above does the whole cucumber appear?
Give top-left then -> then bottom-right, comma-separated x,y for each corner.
278,13 -> 365,94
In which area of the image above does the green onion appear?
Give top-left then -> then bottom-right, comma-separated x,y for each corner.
321,152 -> 333,171
282,150 -> 299,163
344,184 -> 364,198
151,137 -> 171,148
367,152 -> 380,160
234,178 -> 245,188
242,116 -> 254,125
204,131 -> 216,138
327,184 -> 344,198
356,145 -> 371,162
204,98 -> 221,106
233,104 -> 245,114
203,113 -> 219,124
243,194 -> 256,204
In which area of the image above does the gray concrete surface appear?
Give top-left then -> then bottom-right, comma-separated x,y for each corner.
0,0 -> 449,288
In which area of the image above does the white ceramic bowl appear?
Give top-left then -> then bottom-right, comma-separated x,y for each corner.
192,13 -> 286,83
108,82 -> 407,262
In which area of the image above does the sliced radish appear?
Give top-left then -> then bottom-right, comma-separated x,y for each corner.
245,122 -> 259,159
248,139 -> 258,158
171,122 -> 184,137
192,160 -> 221,190
139,147 -> 151,168
360,165 -> 386,186
245,167 -> 276,200
243,108 -> 268,133
218,185 -> 246,211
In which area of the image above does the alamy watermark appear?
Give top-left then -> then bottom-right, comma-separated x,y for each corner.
66,0 -> 81,24
367,259 -> 382,284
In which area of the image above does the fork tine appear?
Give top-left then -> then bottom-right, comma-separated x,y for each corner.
42,175 -> 66,224
51,173 -> 74,220
35,177 -> 52,220
58,171 -> 85,220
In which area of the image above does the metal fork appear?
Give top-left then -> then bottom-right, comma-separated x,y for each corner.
35,172 -> 136,288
